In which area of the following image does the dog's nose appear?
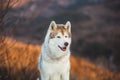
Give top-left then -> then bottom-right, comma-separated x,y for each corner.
64,42 -> 68,46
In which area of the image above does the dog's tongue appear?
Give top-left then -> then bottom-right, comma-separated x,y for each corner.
61,47 -> 66,51
58,45 -> 67,51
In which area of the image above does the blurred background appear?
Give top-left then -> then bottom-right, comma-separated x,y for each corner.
0,0 -> 120,80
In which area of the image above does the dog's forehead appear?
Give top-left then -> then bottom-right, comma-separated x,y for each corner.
50,24 -> 71,39
56,24 -> 66,34
56,26 -> 65,31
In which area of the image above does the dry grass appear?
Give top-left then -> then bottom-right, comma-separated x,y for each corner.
0,38 -> 40,80
0,37 -> 120,80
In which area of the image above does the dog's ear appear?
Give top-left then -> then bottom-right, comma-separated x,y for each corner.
65,21 -> 71,32
49,21 -> 57,30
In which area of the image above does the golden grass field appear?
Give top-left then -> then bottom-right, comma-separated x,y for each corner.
0,37 -> 120,80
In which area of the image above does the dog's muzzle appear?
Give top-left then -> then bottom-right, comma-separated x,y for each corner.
58,42 -> 69,51
58,45 -> 67,51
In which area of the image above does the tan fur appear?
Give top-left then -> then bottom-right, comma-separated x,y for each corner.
50,25 -> 71,39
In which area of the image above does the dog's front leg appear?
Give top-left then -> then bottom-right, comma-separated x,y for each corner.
61,71 -> 70,80
41,74 -> 50,80
50,74 -> 60,80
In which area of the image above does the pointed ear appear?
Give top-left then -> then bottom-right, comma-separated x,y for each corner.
49,21 -> 57,30
65,21 -> 71,32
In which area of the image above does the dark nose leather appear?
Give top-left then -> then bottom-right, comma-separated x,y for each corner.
64,42 -> 68,46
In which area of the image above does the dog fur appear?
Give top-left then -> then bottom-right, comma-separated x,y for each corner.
38,21 -> 71,80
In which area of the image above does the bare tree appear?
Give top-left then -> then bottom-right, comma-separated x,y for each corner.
0,0 -> 13,80
0,0 -> 11,38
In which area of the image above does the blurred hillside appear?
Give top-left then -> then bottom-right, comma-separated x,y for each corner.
1,0 -> 120,78
0,37 -> 120,80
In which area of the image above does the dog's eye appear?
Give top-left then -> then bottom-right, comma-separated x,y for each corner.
57,36 -> 61,38
65,36 -> 67,38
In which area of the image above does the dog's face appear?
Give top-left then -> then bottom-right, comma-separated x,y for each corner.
47,21 -> 71,55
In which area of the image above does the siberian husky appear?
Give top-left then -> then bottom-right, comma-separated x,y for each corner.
38,21 -> 71,80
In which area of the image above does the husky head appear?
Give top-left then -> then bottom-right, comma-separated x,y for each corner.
44,21 -> 71,57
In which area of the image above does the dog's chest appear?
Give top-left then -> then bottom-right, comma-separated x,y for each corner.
50,61 -> 68,72
41,57 -> 70,74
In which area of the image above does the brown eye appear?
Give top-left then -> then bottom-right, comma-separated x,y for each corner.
65,36 -> 67,38
57,36 -> 61,38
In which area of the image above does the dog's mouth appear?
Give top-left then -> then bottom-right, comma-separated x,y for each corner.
58,45 -> 67,51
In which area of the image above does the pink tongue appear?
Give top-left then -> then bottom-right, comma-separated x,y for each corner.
62,47 -> 66,51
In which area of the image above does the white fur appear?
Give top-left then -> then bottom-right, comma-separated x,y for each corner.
38,21 -> 71,80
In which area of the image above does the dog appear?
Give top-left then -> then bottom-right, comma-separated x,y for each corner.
38,21 -> 71,80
